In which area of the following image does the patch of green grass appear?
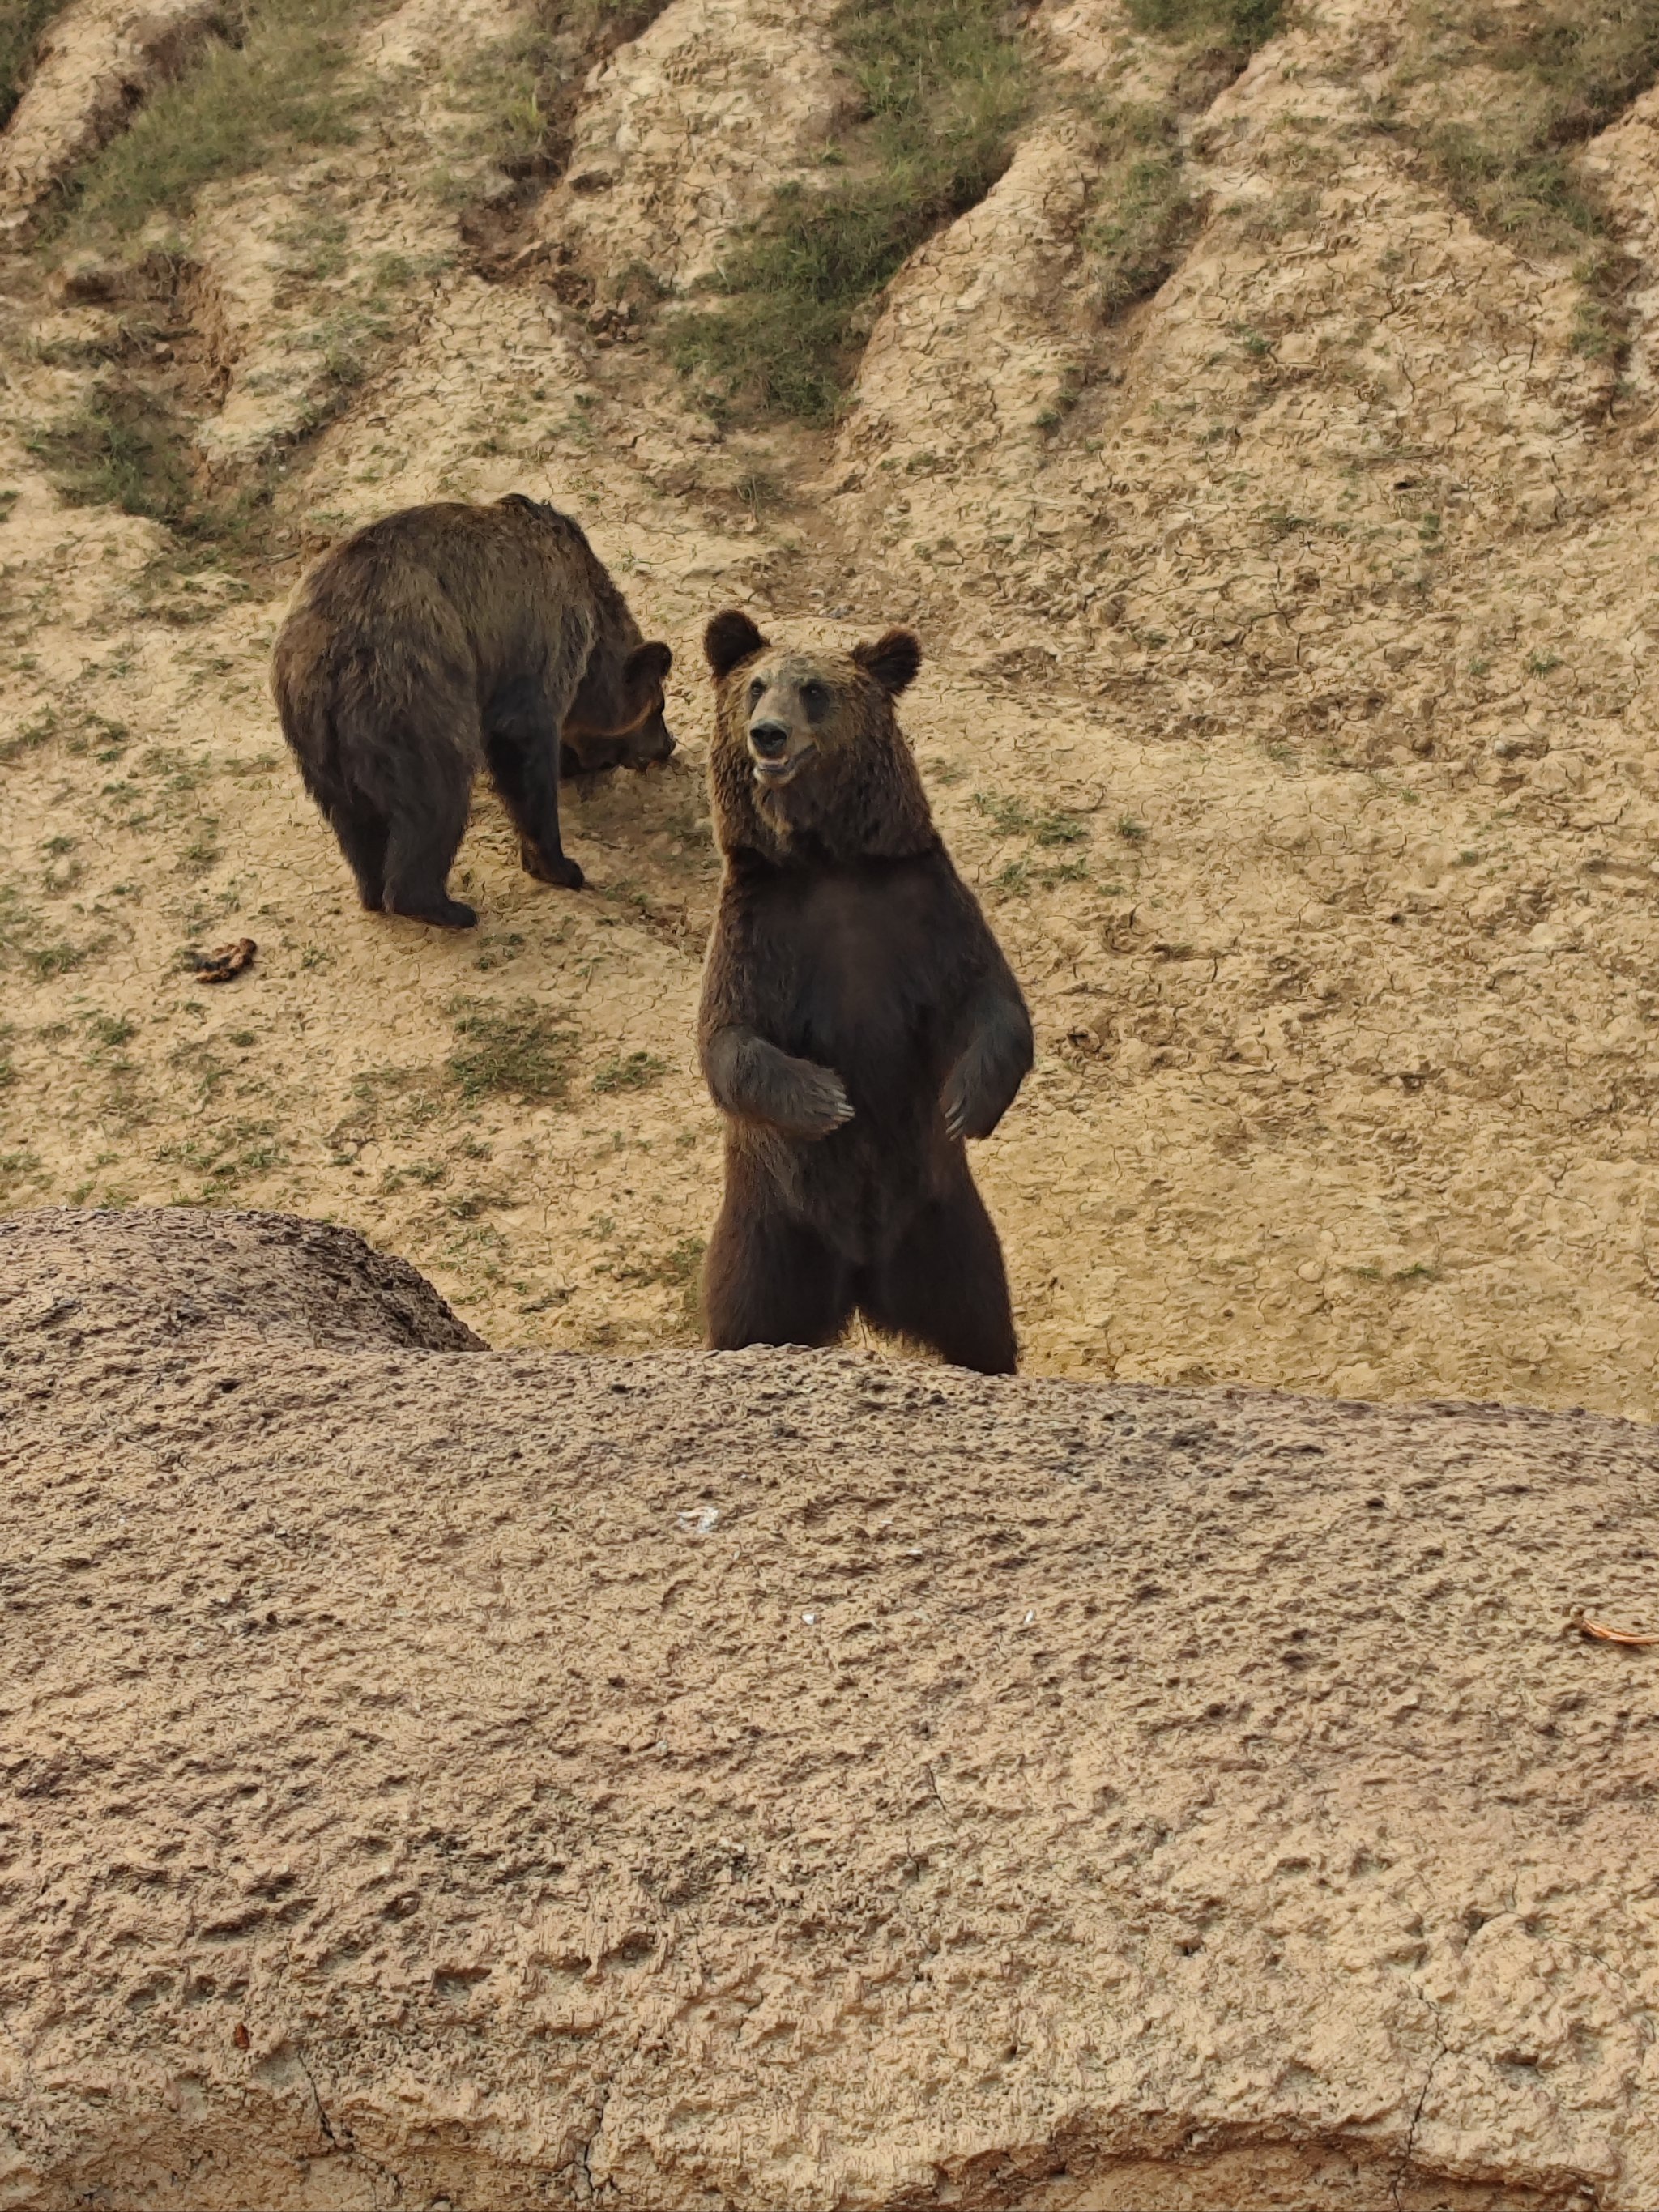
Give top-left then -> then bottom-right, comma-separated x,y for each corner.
26,383 -> 194,526
613,1233 -> 707,1327
157,1118 -> 289,1189
448,999 -> 576,1104
667,0 -> 1030,422
25,940 -> 84,979
53,0 -> 369,249
0,711 -> 59,766
1393,0 -> 1659,360
592,1050 -> 670,1093
973,789 -> 1090,845
0,1149 -> 43,1199
380,1159 -> 447,1192
1078,103 -> 1202,319
27,380 -> 289,561
0,0 -> 70,130
176,828 -> 223,876
476,0 -> 669,178
1124,0 -> 1282,52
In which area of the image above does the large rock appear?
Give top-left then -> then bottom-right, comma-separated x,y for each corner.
1,1208 -> 1656,2210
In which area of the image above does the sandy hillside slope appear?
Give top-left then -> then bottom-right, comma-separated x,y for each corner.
1,0 -> 1657,1414
3,1205 -> 1659,2210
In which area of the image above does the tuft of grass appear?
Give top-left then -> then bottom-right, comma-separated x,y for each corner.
25,385 -> 191,525
1079,104 -> 1201,320
448,999 -> 576,1103
1392,0 -> 1659,360
53,0 -> 369,249
667,0 -> 1030,423
477,0 -> 670,179
973,789 -> 1090,845
27,941 -> 87,978
157,1119 -> 288,1190
613,1233 -> 707,1327
592,1051 -> 670,1093
27,380 -> 286,565
0,711 -> 59,766
1124,0 -> 1282,51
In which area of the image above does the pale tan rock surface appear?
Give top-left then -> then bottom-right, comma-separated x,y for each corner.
2,1207 -> 1657,2209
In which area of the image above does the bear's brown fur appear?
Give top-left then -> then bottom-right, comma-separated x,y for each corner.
271,495 -> 673,929
697,609 -> 1032,1374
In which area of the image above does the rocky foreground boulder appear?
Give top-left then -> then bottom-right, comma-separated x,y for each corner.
2,1208 -> 1657,2210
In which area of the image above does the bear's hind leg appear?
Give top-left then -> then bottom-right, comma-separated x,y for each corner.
382,750 -> 476,930
702,1195 -> 854,1352
864,1173 -> 1018,1375
486,727 -> 584,892
327,802 -> 390,911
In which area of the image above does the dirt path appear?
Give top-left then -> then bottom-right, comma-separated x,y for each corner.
2,0 -> 1657,1413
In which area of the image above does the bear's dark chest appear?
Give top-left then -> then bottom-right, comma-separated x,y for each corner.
766,861 -> 949,1097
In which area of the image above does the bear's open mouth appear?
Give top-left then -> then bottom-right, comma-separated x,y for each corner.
751,744 -> 814,787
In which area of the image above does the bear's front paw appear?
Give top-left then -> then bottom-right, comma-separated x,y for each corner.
790,1065 -> 855,1140
521,839 -> 585,891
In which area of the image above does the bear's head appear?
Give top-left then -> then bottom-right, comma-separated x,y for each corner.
702,610 -> 934,863
564,635 -> 675,771
497,497 -> 676,770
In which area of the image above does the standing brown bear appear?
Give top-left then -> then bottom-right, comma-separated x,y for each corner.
697,609 -> 1033,1375
271,495 -> 674,929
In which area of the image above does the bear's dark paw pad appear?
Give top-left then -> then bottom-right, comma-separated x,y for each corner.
521,840 -> 585,891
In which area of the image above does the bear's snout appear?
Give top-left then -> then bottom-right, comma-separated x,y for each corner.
749,720 -> 791,760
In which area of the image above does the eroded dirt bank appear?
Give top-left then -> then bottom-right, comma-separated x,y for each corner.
2,1206 -> 1657,2210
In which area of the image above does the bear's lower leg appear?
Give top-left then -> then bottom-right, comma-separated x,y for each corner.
487,730 -> 585,892
382,775 -> 476,929
863,1177 -> 1018,1375
327,803 -> 390,912
702,1200 -> 854,1352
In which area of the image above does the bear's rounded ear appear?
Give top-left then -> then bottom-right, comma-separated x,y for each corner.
627,641 -> 673,688
705,608 -> 768,680
851,628 -> 922,697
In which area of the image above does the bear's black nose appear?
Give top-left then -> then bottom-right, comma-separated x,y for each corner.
749,721 -> 790,759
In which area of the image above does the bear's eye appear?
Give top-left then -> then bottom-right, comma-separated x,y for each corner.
748,678 -> 765,705
801,681 -> 827,710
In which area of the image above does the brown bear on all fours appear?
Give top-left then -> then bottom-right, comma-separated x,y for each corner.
271,495 -> 674,929
697,608 -> 1034,1375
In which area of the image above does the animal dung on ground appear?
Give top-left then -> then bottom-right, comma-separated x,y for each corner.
695,611 -> 1033,1375
270,494 -> 674,931
188,938 -> 257,984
